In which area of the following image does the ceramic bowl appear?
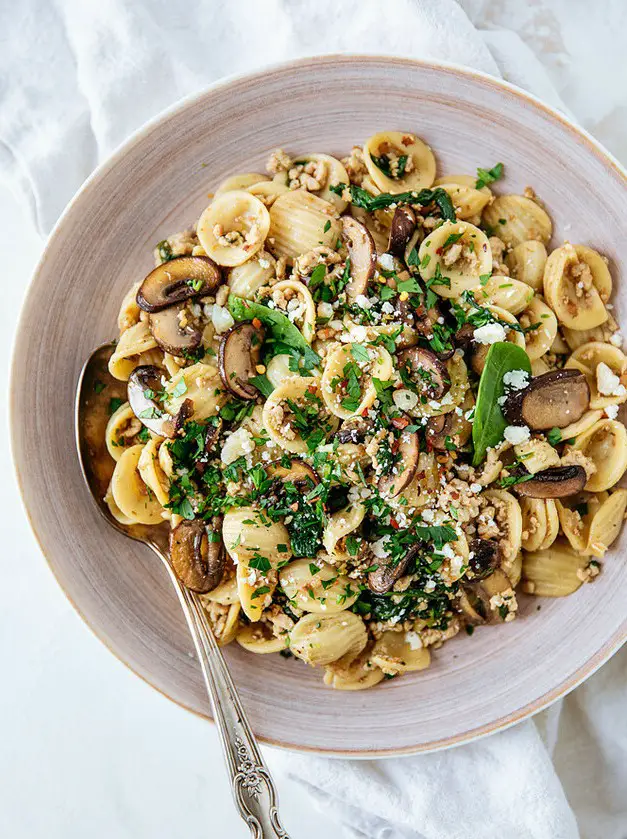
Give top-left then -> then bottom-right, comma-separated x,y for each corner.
11,56 -> 627,756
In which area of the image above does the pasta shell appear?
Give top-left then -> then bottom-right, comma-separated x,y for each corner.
482,194 -> 552,247
246,180 -> 289,207
108,320 -> 158,381
227,252 -> 276,299
137,438 -> 170,507
117,281 -> 142,332
236,623 -> 288,654
289,612 -> 367,666
436,182 -> 491,219
279,559 -> 359,614
371,631 -> 431,675
269,279 -> 316,344
518,295 -> 558,361
538,499 -> 560,551
266,354 -> 297,389
522,538 -> 590,596
322,504 -> 366,561
321,343 -> 393,419
586,489 -> 627,557
105,401 -> 142,461
470,275 -> 534,315
324,646 -> 385,691
262,376 -> 337,453
110,444 -> 166,525
482,489 -> 523,564
200,573 -> 239,605
505,241 -> 547,291
363,131 -> 436,194
197,191 -> 270,267
572,419 -> 627,491
104,483 -> 135,526
418,221 -> 492,298
268,190 -> 341,261
164,362 -> 225,421
565,342 -> 627,410
285,153 -> 350,211
520,498 -> 548,552
215,173 -> 269,195
543,244 -> 609,331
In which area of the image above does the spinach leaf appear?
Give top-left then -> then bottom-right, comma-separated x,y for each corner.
472,342 -> 531,466
330,183 -> 456,222
228,296 -> 321,372
475,162 -> 504,190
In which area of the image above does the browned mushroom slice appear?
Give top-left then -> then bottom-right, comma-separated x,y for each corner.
396,346 -> 450,399
503,369 -> 589,430
368,546 -> 419,594
218,322 -> 265,400
388,206 -> 416,256
149,303 -> 202,355
334,416 -> 374,444
169,516 -> 226,593
468,539 -> 501,580
512,465 -> 587,499
377,427 -> 420,498
464,568 -> 513,623
204,418 -> 223,452
137,256 -> 222,313
341,217 -> 377,299
127,365 -> 175,438
267,458 -> 320,491
174,398 -> 194,432
425,410 -> 471,451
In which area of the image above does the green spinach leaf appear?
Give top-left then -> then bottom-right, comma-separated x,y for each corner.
472,342 -> 531,466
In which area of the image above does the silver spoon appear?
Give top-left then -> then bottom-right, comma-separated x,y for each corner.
76,342 -> 290,839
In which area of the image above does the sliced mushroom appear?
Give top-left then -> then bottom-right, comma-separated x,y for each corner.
368,546 -> 418,594
463,568 -> 513,624
127,365 -> 175,437
193,418 -> 224,476
388,206 -> 416,256
137,256 -> 222,313
468,539 -> 501,580
341,217 -> 376,300
396,346 -> 449,399
218,322 -> 265,400
267,458 -> 320,491
169,516 -> 226,593
174,398 -> 194,432
503,369 -> 590,430
334,416 -> 374,444
425,408 -> 472,451
149,303 -> 202,355
413,299 -> 442,341
377,426 -> 420,498
512,465 -> 587,499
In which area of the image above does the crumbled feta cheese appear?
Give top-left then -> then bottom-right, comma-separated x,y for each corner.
503,369 -> 530,391
354,294 -> 372,310
473,323 -> 507,345
220,427 -> 255,464
596,362 -> 626,397
503,424 -> 531,445
317,301 -> 334,319
258,257 -> 270,269
469,482 -> 482,494
370,536 -> 391,559
405,631 -> 423,650
392,388 -> 419,411
420,509 -> 435,523
211,304 -> 235,334
605,404 -> 620,419
381,301 -> 395,315
378,253 -> 395,271
610,332 -> 623,347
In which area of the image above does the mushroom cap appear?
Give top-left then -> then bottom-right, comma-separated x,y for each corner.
513,465 -> 587,499
377,425 -> 420,498
149,303 -> 202,355
218,321 -> 265,400
368,546 -> 419,594
127,365 -> 175,438
137,256 -> 222,313
341,216 -> 377,300
169,517 -> 226,593
503,369 -> 590,430
396,346 -> 450,399
388,206 -> 417,256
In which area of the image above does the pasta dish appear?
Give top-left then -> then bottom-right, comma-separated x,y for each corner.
101,132 -> 627,690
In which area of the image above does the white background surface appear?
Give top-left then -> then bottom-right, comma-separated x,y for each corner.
1,2 -> 626,837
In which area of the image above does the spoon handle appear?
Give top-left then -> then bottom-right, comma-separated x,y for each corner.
169,569 -> 291,838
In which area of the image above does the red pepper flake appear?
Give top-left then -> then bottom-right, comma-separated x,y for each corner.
252,317 -> 262,329
391,416 -> 409,430
391,440 -> 400,455
436,247 -> 443,255
307,385 -> 317,395
361,408 -> 369,417
390,517 -> 399,530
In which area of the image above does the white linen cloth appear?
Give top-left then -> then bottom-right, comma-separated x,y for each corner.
1,2 -> 625,838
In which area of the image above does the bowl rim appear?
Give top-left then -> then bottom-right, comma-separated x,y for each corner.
10,53 -> 627,758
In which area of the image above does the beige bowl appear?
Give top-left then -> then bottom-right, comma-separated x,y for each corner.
11,56 -> 627,756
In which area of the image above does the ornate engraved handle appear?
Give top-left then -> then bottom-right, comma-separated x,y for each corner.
161,557 -> 291,838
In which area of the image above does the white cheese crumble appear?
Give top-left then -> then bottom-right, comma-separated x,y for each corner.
392,388 -> 419,411
610,332 -> 623,347
503,424 -> 531,445
605,404 -> 620,420
378,253 -> 395,271
370,536 -> 391,559
211,304 -> 235,334
381,301 -> 395,315
354,294 -> 372,310
596,362 -> 627,397
503,369 -> 530,391
473,322 -> 507,345
405,631 -> 423,650
317,301 -> 334,319
220,427 -> 255,465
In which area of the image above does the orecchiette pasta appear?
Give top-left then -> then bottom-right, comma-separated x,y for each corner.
98,134 -> 627,692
